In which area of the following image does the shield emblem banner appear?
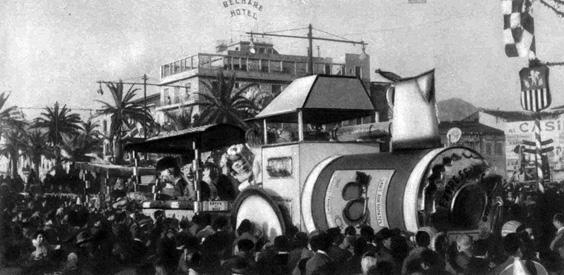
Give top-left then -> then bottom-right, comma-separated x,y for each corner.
519,65 -> 550,112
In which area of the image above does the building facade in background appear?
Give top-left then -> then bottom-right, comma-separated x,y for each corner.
439,121 -> 506,176
156,38 -> 371,125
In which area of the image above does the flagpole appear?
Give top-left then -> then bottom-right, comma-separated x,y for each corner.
534,112 -> 545,193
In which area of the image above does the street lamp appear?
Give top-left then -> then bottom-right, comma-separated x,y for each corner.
359,41 -> 368,61
249,35 -> 256,54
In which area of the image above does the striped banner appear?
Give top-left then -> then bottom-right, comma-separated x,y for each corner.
519,65 -> 551,112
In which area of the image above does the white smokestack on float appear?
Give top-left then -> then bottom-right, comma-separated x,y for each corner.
386,69 -> 441,150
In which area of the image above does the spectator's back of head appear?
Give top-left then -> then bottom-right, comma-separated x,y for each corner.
212,216 -> 228,231
503,233 -> 521,256
237,219 -> 253,236
344,225 -> 356,236
293,232 -> 308,249
415,231 -> 430,248
360,225 -> 375,242
367,261 -> 394,275
274,235 -> 289,252
237,239 -> 255,253
473,239 -> 489,257
353,237 -> 368,256
419,249 -> 440,270
309,231 -> 331,252
327,227 -> 343,245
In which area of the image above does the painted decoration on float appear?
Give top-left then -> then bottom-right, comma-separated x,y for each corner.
325,169 -> 395,229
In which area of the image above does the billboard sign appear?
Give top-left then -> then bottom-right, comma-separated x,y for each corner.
504,118 -> 564,181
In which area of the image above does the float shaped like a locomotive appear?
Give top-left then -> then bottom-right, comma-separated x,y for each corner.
127,70 -> 499,240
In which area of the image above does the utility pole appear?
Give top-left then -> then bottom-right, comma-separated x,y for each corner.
142,74 -> 148,161
308,24 -> 313,75
142,74 -> 148,140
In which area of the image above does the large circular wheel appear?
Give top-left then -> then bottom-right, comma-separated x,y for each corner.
231,188 -> 286,241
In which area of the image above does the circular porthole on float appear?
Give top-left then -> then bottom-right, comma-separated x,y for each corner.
343,198 -> 366,223
342,182 -> 362,201
232,188 -> 286,241
450,184 -> 488,228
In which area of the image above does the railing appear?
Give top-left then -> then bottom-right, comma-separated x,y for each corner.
160,53 -> 348,78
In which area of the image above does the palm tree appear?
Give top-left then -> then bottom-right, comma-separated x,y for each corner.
191,71 -> 265,129
32,102 -> 81,165
59,133 -> 100,162
33,102 -> 82,147
0,92 -> 26,135
80,118 -> 102,141
0,129 -> 26,178
23,130 -> 54,174
96,81 -> 155,163
162,107 -> 198,132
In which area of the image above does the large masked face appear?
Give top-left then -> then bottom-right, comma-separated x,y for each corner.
231,158 -> 252,183
159,169 -> 174,183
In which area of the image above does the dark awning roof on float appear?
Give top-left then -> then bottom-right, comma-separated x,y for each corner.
74,162 -> 155,177
124,123 -> 245,154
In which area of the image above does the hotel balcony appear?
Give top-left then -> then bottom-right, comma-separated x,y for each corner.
160,53 -> 349,85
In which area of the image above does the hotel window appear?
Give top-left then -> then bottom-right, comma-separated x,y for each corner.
248,59 -> 260,71
325,64 -> 331,74
355,66 -> 362,78
271,61 -> 282,72
184,58 -> 192,70
495,142 -> 503,155
163,88 -> 169,105
233,58 -> 241,70
272,84 -> 282,95
486,143 -> 492,155
296,62 -> 307,75
261,60 -> 269,72
184,83 -> 191,100
258,47 -> 266,54
282,61 -> 294,74
174,61 -> 181,73
241,59 -> 247,71
162,64 -> 170,77
174,87 -> 180,104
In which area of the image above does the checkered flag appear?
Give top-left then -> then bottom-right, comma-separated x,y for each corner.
501,0 -> 535,58
519,65 -> 550,112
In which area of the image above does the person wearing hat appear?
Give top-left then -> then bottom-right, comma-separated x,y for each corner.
156,157 -> 187,200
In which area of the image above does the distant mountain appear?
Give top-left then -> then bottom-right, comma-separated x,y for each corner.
438,98 -> 478,122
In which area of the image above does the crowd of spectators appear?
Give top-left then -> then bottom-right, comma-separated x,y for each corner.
4,172 -> 564,274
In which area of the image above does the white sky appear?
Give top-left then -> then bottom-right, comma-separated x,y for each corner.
1,0 -> 564,119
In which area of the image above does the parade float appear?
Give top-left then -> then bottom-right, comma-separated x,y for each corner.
126,72 -> 502,240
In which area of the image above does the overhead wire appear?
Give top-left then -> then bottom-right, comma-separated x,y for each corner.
312,28 -> 352,41
335,12 -> 480,37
